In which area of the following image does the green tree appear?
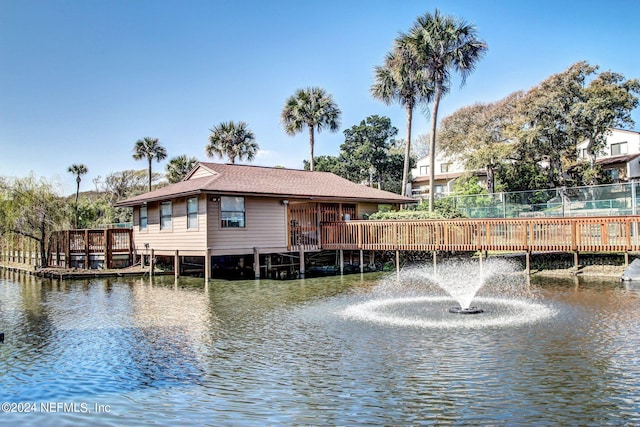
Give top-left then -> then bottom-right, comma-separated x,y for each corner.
303,155 -> 343,175
371,43 -> 432,196
494,161 -> 550,192
402,9 -> 488,211
341,115 -> 399,189
166,155 -> 199,183
438,92 -> 521,193
67,163 -> 88,229
0,174 -> 66,266
514,62 -> 596,187
569,63 -> 640,169
206,121 -> 259,164
132,137 -> 167,192
281,87 -> 341,171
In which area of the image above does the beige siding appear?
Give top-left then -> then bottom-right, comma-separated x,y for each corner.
358,202 -> 380,219
132,194 -> 207,256
190,166 -> 215,179
208,197 -> 288,256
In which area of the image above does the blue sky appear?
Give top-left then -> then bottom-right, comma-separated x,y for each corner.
1,0 -> 639,195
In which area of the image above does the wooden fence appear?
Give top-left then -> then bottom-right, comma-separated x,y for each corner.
48,229 -> 134,269
320,216 -> 640,253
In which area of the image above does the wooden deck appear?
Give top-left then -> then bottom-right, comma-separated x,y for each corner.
320,216 -> 640,253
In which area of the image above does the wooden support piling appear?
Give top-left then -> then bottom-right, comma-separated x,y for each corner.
253,247 -> 260,279
174,250 -> 180,280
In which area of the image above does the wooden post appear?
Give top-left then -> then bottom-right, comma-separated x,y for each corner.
395,250 -> 400,276
150,249 -> 155,277
299,248 -> 305,278
84,229 -> 90,269
339,249 -> 344,275
204,249 -> 210,283
360,250 -> 364,273
573,251 -> 579,270
65,230 -> 71,268
253,247 -> 260,279
525,251 -> 531,275
625,251 -> 629,266
174,250 -> 180,280
104,229 -> 111,269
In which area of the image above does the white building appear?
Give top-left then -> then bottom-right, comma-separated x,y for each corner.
410,151 -> 485,200
575,128 -> 640,182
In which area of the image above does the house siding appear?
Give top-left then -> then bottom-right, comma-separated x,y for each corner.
208,197 -> 288,256
358,202 -> 380,219
132,195 -> 207,256
190,166 -> 215,179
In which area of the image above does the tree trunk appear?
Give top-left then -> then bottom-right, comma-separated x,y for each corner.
74,177 -> 80,229
147,158 -> 153,192
428,87 -> 442,212
402,106 -> 413,197
486,166 -> 495,194
309,126 -> 315,171
39,221 -> 47,267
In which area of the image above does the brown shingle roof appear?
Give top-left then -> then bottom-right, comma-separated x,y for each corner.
115,163 -> 414,206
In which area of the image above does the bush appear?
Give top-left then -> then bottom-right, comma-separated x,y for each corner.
368,199 -> 466,220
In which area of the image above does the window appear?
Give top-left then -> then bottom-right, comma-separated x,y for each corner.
419,165 -> 429,176
606,168 -> 620,182
611,142 -> 628,156
160,201 -> 172,230
435,185 -> 445,194
187,197 -> 198,229
139,205 -> 147,230
580,148 -> 588,159
441,163 -> 452,173
221,196 -> 245,228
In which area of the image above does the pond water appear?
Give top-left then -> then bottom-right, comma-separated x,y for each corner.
1,267 -> 639,426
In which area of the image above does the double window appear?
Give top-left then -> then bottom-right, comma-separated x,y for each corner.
611,142 -> 628,156
221,196 -> 245,228
441,163 -> 452,173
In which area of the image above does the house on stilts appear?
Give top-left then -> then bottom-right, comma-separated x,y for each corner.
115,162 -> 414,279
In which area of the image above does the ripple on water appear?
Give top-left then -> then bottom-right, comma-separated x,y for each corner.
341,296 -> 557,329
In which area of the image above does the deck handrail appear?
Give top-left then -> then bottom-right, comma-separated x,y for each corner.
320,216 -> 640,252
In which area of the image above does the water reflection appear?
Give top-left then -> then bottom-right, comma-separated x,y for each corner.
0,269 -> 639,426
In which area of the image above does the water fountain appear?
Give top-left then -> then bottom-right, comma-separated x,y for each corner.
342,257 -> 556,328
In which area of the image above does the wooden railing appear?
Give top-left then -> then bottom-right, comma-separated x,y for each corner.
48,229 -> 133,269
321,216 -> 640,253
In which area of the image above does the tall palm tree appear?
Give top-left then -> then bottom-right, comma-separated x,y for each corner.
281,87 -> 341,171
402,9 -> 487,211
67,163 -> 88,229
165,155 -> 199,183
371,44 -> 433,196
206,121 -> 258,164
132,137 -> 167,192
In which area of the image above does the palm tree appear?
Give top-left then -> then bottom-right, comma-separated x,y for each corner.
67,163 -> 88,229
371,44 -> 433,196
132,137 -> 167,192
402,9 -> 487,211
166,155 -> 199,183
206,121 -> 258,164
281,87 -> 341,171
